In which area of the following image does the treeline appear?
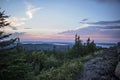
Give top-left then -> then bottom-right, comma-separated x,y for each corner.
67,34 -> 97,58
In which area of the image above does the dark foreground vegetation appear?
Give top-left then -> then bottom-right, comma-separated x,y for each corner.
0,9 -> 117,80
0,34 -> 99,80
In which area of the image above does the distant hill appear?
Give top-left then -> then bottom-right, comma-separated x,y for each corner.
21,41 -> 117,51
21,42 -> 73,51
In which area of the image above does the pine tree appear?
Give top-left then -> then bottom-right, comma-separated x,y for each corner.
72,34 -> 83,56
0,9 -> 30,80
87,37 -> 90,46
86,37 -> 91,53
0,9 -> 17,51
86,37 -> 96,53
90,40 -> 96,52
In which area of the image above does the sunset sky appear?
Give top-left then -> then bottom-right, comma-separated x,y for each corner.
0,0 -> 120,42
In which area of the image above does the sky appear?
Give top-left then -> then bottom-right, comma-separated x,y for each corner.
0,0 -> 120,42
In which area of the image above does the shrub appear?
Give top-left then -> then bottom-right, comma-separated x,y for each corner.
37,58 -> 83,80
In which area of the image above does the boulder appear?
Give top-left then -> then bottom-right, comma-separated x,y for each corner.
115,62 -> 120,79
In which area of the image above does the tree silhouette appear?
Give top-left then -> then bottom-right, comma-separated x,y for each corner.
0,9 -> 17,51
87,37 -> 90,46
90,40 -> 96,52
86,38 -> 96,53
72,34 -> 83,56
0,9 -> 29,80
71,35 -> 97,57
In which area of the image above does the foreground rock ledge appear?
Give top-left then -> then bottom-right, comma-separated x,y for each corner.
115,42 -> 120,79
115,62 -> 120,79
77,48 -> 118,80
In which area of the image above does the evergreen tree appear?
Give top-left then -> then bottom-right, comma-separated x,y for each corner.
0,9 -> 30,80
86,37 -> 96,53
90,40 -> 96,52
86,37 -> 91,53
87,37 -> 90,46
72,34 -> 83,56
0,9 -> 17,51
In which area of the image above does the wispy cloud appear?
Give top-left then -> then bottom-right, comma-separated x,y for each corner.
60,19 -> 120,42
79,19 -> 120,30
94,0 -> 120,3
88,20 -> 120,25
80,20 -> 120,27
24,28 -> 32,29
7,2 -> 42,28
82,19 -> 88,21
25,2 -> 41,19
8,17 -> 25,27
97,26 -> 120,30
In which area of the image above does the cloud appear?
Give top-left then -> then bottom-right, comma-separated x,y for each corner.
61,20 -> 120,42
80,20 -> 120,27
9,26 -> 17,30
7,17 -> 25,27
7,2 -> 41,29
60,25 -> 120,42
24,28 -> 32,29
98,26 -> 120,30
13,32 -> 26,36
26,3 -> 41,19
94,0 -> 120,3
88,20 -> 120,25
82,19 -> 88,21
87,20 -> 120,30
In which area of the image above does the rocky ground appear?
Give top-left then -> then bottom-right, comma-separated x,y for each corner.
76,48 -> 119,80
